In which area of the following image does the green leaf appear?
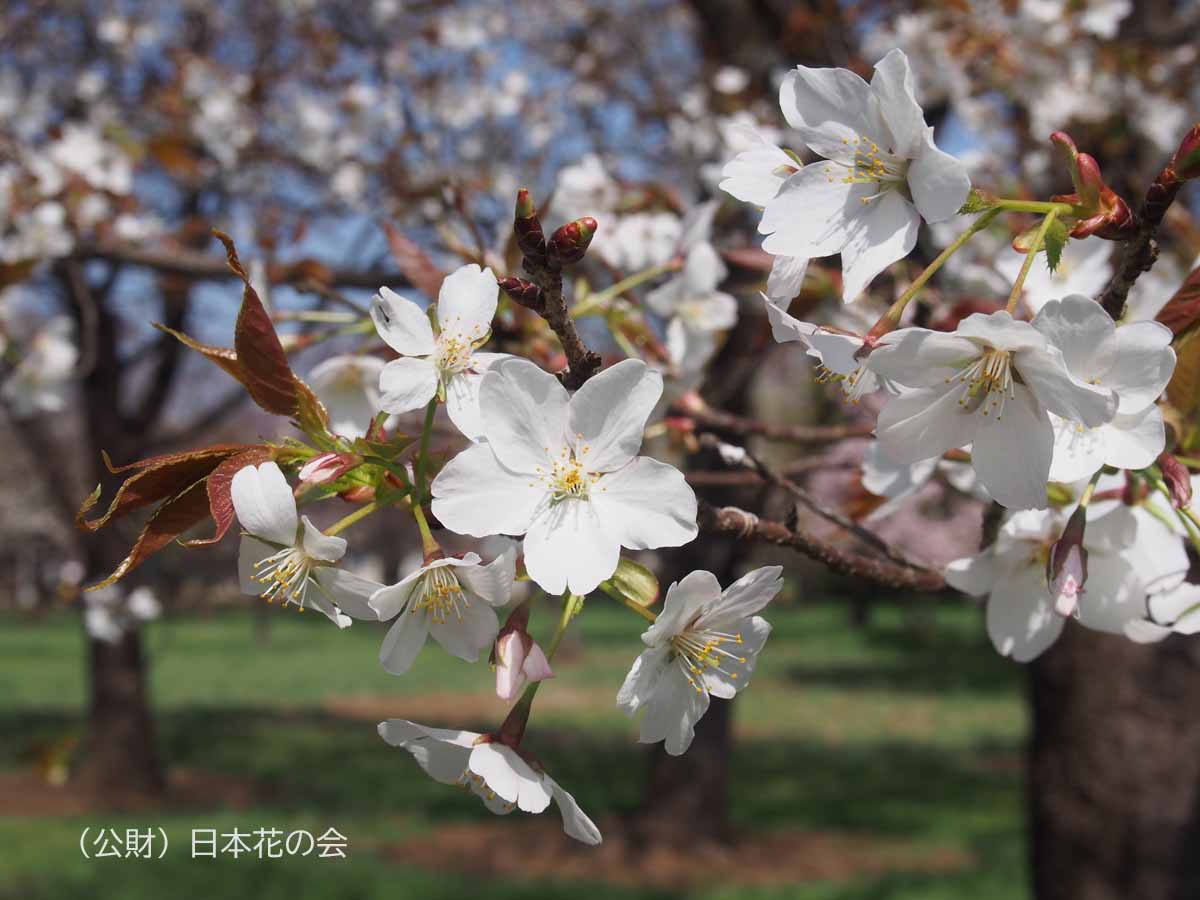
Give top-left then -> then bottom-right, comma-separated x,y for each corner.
1044,219 -> 1070,273
602,557 -> 660,608
957,189 -> 996,215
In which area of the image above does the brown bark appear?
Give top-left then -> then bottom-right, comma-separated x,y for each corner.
1029,625 -> 1200,900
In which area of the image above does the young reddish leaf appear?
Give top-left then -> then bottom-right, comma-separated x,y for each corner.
153,323 -> 246,386
1156,265 -> 1200,337
182,446 -> 275,546
1167,322 -> 1200,419
382,222 -> 446,299
215,230 -> 300,416
77,445 -> 254,532
86,478 -> 214,590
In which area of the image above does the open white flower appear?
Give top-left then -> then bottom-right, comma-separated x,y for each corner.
945,502 -> 1182,661
618,567 -> 779,755
231,462 -> 380,628
307,354 -> 385,439
1031,295 -> 1175,482
378,719 -> 602,845
860,442 -> 988,520
371,264 -> 511,441
646,242 -> 738,372
369,548 -> 515,675
868,310 -> 1116,509
760,49 -> 970,302
431,358 -> 698,596
2,316 -> 78,417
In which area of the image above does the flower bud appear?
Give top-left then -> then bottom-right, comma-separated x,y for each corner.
1158,452 -> 1194,509
1049,131 -> 1136,241
299,451 -> 359,485
1047,505 -> 1088,618
547,217 -> 597,267
513,189 -> 548,267
1171,123 -> 1200,182
492,604 -> 554,702
498,275 -> 544,311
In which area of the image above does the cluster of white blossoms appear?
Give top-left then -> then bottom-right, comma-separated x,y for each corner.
720,48 -> 1193,664
224,261 -> 785,844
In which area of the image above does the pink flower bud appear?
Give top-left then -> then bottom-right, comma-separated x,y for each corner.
1049,132 -> 1136,241
493,604 -> 554,702
299,452 -> 357,485
1047,506 -> 1088,619
547,217 -> 597,267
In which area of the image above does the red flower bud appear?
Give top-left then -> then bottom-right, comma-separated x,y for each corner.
513,189 -> 548,267
547,217 -> 597,267
1171,123 -> 1200,182
1049,132 -> 1137,241
498,275 -> 544,311
1158,452 -> 1194,509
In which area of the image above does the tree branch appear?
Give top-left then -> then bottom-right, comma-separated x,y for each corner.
675,402 -> 874,443
697,501 -> 946,592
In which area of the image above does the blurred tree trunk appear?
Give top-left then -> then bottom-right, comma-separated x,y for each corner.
1029,626 -> 1200,900
60,253 -> 193,798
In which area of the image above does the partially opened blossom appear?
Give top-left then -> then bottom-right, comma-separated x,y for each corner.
946,502 -> 1186,661
762,294 -> 890,402
431,358 -> 698,595
2,316 -> 78,417
618,567 -> 780,755
868,310 -> 1116,509
231,462 -> 380,628
494,605 -> 554,702
307,354 -> 385,439
718,127 -> 808,301
1031,295 -> 1175,482
371,264 -> 511,441
368,548 -> 515,675
1125,583 -> 1200,643
646,242 -> 738,371
378,719 -> 602,845
760,49 -> 970,302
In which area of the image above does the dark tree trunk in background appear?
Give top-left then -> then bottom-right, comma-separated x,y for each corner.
1030,626 -> 1200,900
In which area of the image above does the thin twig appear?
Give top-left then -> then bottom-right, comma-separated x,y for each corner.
677,403 -> 874,443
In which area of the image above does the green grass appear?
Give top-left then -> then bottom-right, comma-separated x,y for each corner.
0,595 -> 1029,899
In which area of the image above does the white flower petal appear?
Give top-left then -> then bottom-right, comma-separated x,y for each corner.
987,564 -> 1063,662
945,551 -> 999,597
779,64 -> 881,162
456,545 -> 517,608
617,645 -> 672,715
868,328 -> 980,388
907,128 -> 971,223
379,611 -> 431,675
378,356 -> 439,415
590,457 -> 698,550
546,777 -> 603,845
436,264 -> 499,336
644,569 -> 722,645
762,293 -> 816,344
766,255 -> 809,301
568,359 -> 662,472
300,516 -> 346,563
237,536 -> 276,596
870,49 -> 925,159
479,359 -> 569,472
760,167 -> 865,258
1031,295 -> 1118,380
312,567 -> 381,621
431,444 -> 545,537
719,125 -> 796,206
469,744 -> 552,813
1016,345 -> 1116,428
231,462 -> 298,546
971,385 -> 1054,509
378,720 -> 477,785
524,499 -> 618,596
875,386 -> 979,465
1099,406 -> 1166,471
643,663 -> 710,756
371,287 -> 435,356
1108,321 -> 1175,413
696,565 -> 783,629
428,599 -> 499,662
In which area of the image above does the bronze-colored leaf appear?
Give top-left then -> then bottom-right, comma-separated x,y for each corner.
182,446 -> 275,547
1156,265 -> 1200,337
78,445 -> 253,532
1166,321 -> 1200,418
154,323 -> 245,385
86,478 -> 213,590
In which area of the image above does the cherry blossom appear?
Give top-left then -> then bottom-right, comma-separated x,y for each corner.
618,567 -> 779,755
371,264 -> 511,441
378,719 -> 602,845
868,310 -> 1116,509
307,355 -> 385,440
1031,295 -> 1175,482
646,242 -> 738,371
760,49 -> 970,302
1,316 -> 78,417
231,462 -> 380,628
431,358 -> 698,595
368,548 -> 516,676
